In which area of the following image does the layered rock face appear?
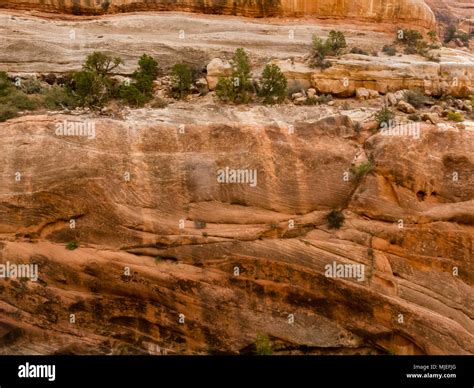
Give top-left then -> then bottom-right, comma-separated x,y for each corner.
0,108 -> 472,355
271,49 -> 474,98
0,0 -> 436,29
425,0 -> 474,23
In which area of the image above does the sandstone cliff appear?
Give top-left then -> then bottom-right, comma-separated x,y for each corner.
0,0 -> 436,29
0,107 -> 472,355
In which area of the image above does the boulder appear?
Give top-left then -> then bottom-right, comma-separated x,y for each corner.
421,112 -> 440,124
307,88 -> 317,98
356,88 -> 370,100
294,96 -> 307,105
385,92 -> 398,106
430,105 -> 444,115
397,100 -> 416,114
206,58 -> 232,90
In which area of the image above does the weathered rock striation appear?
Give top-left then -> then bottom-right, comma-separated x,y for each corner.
0,0 -> 436,29
0,107 -> 472,355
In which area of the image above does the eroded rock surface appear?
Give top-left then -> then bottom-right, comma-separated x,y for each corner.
0,107 -> 472,355
0,0 -> 436,30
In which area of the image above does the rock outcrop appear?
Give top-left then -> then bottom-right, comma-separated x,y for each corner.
0,0 -> 436,29
0,107 -> 472,355
271,50 -> 474,98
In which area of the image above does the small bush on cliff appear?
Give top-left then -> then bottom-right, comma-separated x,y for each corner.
447,111 -> 464,122
72,70 -> 115,107
396,29 -> 423,46
118,54 -> 159,106
428,30 -> 437,42
83,51 -> 123,76
42,85 -> 78,109
194,219 -> 207,229
135,54 -> 159,79
66,241 -> 78,250
327,210 -> 345,230
216,48 -> 253,104
254,333 -> 273,355
20,78 -> 44,94
444,26 -> 471,47
403,88 -> 429,109
0,73 -> 37,121
310,31 -> 346,68
71,52 -> 124,107
0,104 -> 19,122
326,30 -> 347,55
375,106 -> 394,128
351,161 -> 374,180
171,63 -> 194,99
258,64 -> 287,104
382,45 -> 397,56
0,71 -> 11,96
118,84 -> 148,107
131,54 -> 159,96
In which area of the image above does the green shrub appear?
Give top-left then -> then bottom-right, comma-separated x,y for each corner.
254,333 -> 272,355
216,48 -> 253,104
310,36 -> 331,68
326,30 -> 347,55
404,89 -> 428,109
444,26 -> 470,47
310,31 -> 346,68
397,29 -> 423,45
132,72 -> 154,95
171,63 -> 193,99
327,210 -> 345,230
427,30 -> 438,44
351,161 -> 374,179
83,51 -> 122,76
136,54 -> 159,78
70,52 -> 124,107
8,90 -> 37,110
119,84 -> 148,107
42,85 -> 78,109
20,78 -> 44,94
117,54 -> 159,106
0,103 -> 19,122
447,111 -> 464,122
258,64 -> 287,104
66,241 -> 78,250
0,71 -> 12,96
382,45 -> 397,56
72,70 -> 114,107
375,107 -> 394,128
194,219 -> 207,229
